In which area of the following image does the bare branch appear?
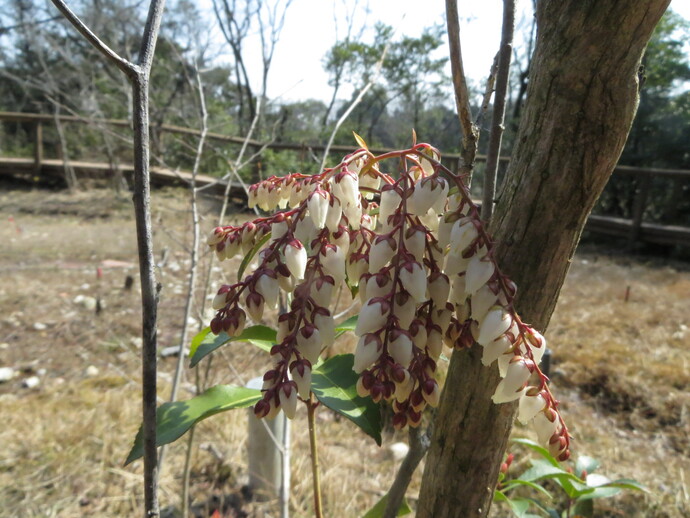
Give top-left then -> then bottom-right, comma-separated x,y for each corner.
445,0 -> 479,178
482,0 -> 515,223
320,41 -> 390,171
383,427 -> 430,518
49,0 -> 136,77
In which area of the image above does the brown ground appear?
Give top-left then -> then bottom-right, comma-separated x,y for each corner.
0,186 -> 687,518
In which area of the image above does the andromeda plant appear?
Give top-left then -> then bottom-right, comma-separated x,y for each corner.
206,138 -> 571,461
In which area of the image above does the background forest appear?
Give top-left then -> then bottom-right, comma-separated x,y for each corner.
1,0 -> 689,233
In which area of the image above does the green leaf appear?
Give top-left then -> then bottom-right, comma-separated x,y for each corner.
125,385 -> 261,465
501,479 -> 554,499
361,493 -> 412,518
190,325 -> 276,368
353,131 -> 369,149
335,315 -> 358,338
311,354 -> 382,445
190,327 -> 212,357
520,459 -> 591,499
575,455 -> 600,475
512,438 -> 560,467
604,478 -> 648,492
238,231 -> 272,282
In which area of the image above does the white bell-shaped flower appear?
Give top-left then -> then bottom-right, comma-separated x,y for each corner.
471,284 -> 498,324
355,299 -> 389,335
393,293 -> 416,329
360,170 -> 381,198
449,275 -> 468,305
333,170 -> 359,207
294,213 -> 317,245
343,197 -> 363,229
255,273 -> 279,310
426,327 -> 444,360
284,240 -> 307,280
307,189 -> 329,230
534,411 -> 559,445
404,226 -> 426,262
422,380 -> 441,407
379,188 -> 401,225
297,325 -> 322,364
394,371 -> 414,403
369,236 -> 396,273
419,208 -> 440,234
353,334 -> 382,373
481,333 -> 514,366
325,197 -> 343,232
366,273 -> 392,300
465,255 -> 495,295
290,363 -> 312,399
449,218 -> 478,254
492,356 -> 533,403
427,272 -> 451,308
313,311 -> 335,348
245,292 -> 264,323
399,262 -> 427,303
477,307 -> 512,345
321,244 -> 346,285
311,276 -> 335,308
388,330 -> 413,366
279,383 -> 298,419
518,390 -> 547,424
443,250 -> 471,277
346,255 -> 368,286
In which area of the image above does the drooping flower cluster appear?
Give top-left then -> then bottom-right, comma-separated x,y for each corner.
207,142 -> 571,461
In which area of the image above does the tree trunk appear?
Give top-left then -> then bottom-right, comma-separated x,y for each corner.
416,1 -> 670,516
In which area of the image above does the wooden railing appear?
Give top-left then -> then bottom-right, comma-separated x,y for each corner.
1,111 -> 689,247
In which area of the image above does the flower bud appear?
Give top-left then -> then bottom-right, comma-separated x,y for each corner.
481,334 -> 514,366
369,235 -> 397,273
313,310 -> 335,348
353,333 -> 382,373
477,307 -> 512,346
399,261 -> 427,303
379,186 -> 402,225
427,272 -> 450,308
426,326 -> 444,360
290,361 -> 312,399
355,298 -> 389,335
297,324 -> 322,364
471,284 -> 498,324
207,227 -> 225,246
388,329 -> 413,367
404,225 -> 427,262
325,196 -> 343,232
255,272 -> 279,310
333,170 -> 359,207
284,240 -> 307,280
465,255 -> 495,296
518,390 -> 547,424
393,292 -> 416,329
534,410 -> 559,446
422,379 -> 441,407
321,244 -> 346,285
311,276 -> 335,307
492,356 -> 534,403
307,189 -> 329,229
366,272 -> 392,299
279,382 -> 298,419
449,217 -> 478,254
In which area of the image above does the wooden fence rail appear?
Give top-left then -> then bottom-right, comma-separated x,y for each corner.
1,111 -> 689,248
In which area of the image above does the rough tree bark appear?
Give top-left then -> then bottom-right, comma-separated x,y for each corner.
416,1 -> 670,516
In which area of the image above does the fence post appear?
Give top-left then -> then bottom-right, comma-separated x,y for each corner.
34,121 -> 43,173
629,173 -> 652,247
246,376 -> 289,503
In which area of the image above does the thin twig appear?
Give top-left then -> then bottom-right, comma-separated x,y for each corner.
51,2 -> 168,516
476,52 -> 500,129
48,1 -> 136,78
307,395 -> 323,518
382,427 -> 431,518
482,0 -> 515,223
319,40 -> 391,172
445,0 -> 479,180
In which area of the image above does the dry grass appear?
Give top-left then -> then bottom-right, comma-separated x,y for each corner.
0,187 -> 688,517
